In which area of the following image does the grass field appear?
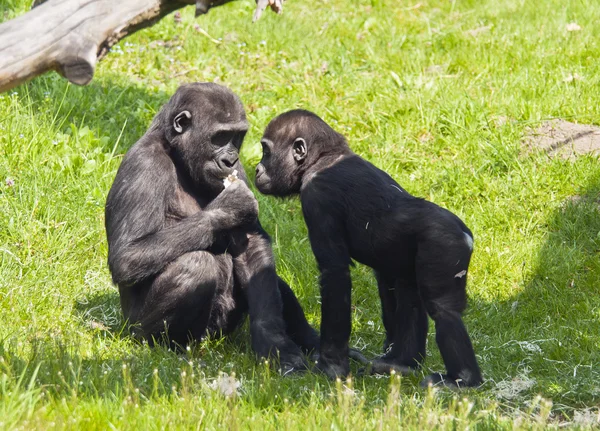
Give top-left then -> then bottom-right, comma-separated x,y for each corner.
1,0 -> 600,428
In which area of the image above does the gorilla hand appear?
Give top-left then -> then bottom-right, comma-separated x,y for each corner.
208,180 -> 259,229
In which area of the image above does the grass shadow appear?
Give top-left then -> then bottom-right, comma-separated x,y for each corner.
476,169 -> 600,405
16,73 -> 172,156
74,290 -> 124,334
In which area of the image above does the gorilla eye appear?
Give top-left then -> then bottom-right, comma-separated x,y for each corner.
211,131 -> 235,147
234,132 -> 246,149
261,142 -> 271,157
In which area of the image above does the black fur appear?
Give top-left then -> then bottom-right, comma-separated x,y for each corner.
105,84 -> 318,371
255,109 -> 483,387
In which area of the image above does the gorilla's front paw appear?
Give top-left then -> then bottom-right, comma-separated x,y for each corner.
315,357 -> 350,380
210,180 -> 258,228
420,373 -> 482,389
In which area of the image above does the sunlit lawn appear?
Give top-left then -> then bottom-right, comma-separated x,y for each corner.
1,0 -> 599,428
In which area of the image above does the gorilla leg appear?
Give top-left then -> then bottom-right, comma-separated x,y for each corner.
394,281 -> 428,367
277,277 -> 319,353
374,271 -> 397,352
232,230 -> 307,371
421,300 -> 481,387
371,274 -> 428,375
416,244 -> 483,388
123,250 -> 234,348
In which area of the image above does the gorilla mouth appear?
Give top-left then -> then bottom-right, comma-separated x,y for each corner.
218,171 -> 235,179
255,175 -> 270,193
211,161 -> 236,179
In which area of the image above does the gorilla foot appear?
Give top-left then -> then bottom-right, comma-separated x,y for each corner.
258,350 -> 307,376
256,336 -> 309,376
278,351 -> 309,376
420,372 -> 483,389
280,361 -> 307,377
310,347 -> 369,365
368,357 -> 417,376
315,358 -> 350,380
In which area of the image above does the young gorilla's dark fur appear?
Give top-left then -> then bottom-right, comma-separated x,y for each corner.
105,84 -> 318,371
255,110 -> 483,387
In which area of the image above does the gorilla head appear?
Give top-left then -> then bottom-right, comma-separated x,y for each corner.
159,82 -> 248,196
254,109 -> 349,197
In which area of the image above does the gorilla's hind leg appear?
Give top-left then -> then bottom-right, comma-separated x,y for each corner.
126,251 -> 233,349
278,278 -> 320,354
374,271 -> 397,353
370,275 -> 428,375
233,231 -> 307,373
417,245 -> 483,388
420,297 -> 482,388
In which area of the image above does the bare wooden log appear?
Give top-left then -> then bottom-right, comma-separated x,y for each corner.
0,0 -> 242,92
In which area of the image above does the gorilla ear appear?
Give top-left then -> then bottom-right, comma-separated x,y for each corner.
173,110 -> 192,134
292,138 -> 307,163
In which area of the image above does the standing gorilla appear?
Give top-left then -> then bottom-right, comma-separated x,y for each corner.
255,110 -> 483,387
105,83 -> 318,371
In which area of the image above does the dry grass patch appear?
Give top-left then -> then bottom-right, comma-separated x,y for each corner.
524,119 -> 600,159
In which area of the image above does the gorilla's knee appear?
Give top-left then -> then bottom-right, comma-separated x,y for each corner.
127,251 -> 233,340
158,251 -> 231,293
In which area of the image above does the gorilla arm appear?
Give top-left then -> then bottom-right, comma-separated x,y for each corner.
105,139 -> 254,287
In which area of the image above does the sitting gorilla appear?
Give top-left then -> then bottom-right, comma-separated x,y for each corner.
104,83 -> 318,371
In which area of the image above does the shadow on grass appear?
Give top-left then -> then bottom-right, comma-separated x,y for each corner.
18,73 -> 172,156
525,176 -> 600,314
0,323 -> 255,401
74,290 -> 124,334
475,169 -> 600,405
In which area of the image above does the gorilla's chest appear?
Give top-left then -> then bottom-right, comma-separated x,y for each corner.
166,185 -> 208,224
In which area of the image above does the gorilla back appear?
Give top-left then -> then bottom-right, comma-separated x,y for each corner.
255,109 -> 483,387
105,85 -> 318,371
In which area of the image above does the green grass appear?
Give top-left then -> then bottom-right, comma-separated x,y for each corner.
1,0 -> 600,428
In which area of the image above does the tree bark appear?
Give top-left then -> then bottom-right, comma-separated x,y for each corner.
0,0 -> 236,92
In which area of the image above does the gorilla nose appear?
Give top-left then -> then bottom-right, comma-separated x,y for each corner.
220,155 -> 239,169
255,163 -> 265,177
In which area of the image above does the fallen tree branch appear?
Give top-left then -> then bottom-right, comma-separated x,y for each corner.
0,0 -> 283,92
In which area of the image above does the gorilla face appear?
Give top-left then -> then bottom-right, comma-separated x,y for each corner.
254,111 -> 323,197
164,83 -> 249,195
254,135 -> 306,197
